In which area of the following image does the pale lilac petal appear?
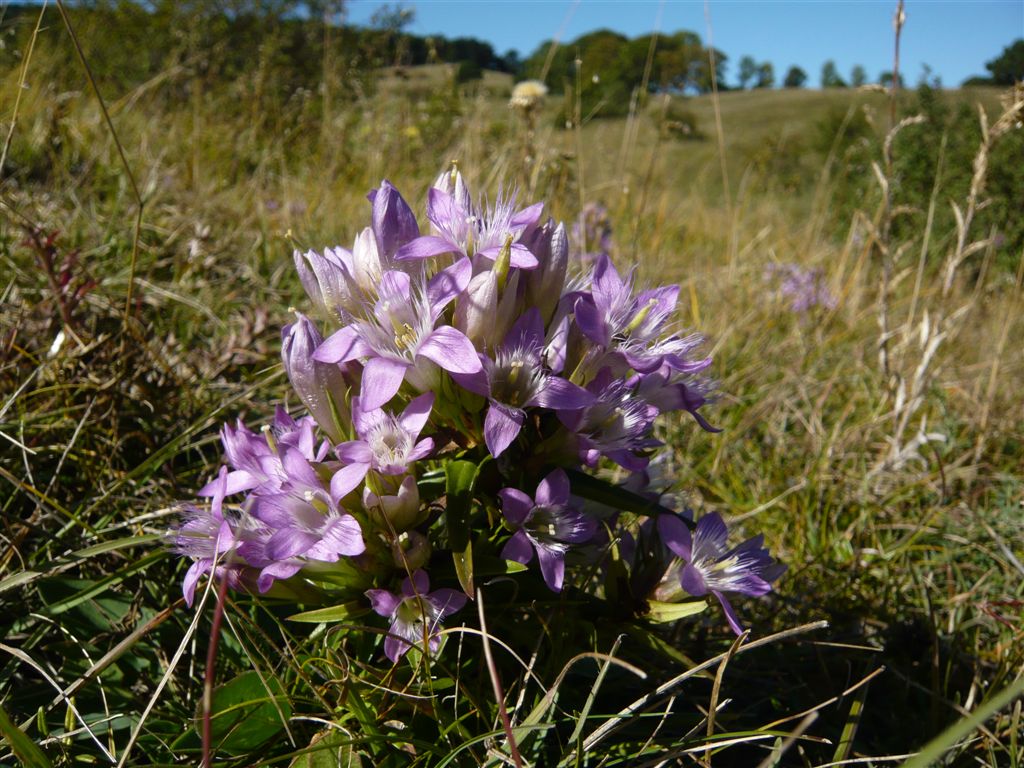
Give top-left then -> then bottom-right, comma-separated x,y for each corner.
399,392 -> 435,434
531,377 -> 594,410
351,396 -> 386,436
484,401 -> 525,457
366,588 -> 400,618
574,296 -> 609,347
309,515 -> 365,559
314,326 -> 372,364
404,569 -> 430,597
330,462 -> 369,502
716,592 -> 745,636
450,368 -> 490,397
335,441 -> 373,466
504,307 -> 545,350
694,513 -> 729,554
658,515 -> 693,560
536,546 -> 565,592
372,180 -> 420,257
182,560 -> 208,607
498,487 -> 534,525
510,201 -> 544,229
266,528 -> 319,560
360,357 -> 409,410
535,469 -> 570,507
199,469 -> 257,497
396,235 -> 460,261
477,244 -> 539,269
407,438 -> 434,462
590,254 -> 624,315
418,327 -> 483,374
427,257 -> 472,312
258,560 -> 302,592
501,529 -> 534,564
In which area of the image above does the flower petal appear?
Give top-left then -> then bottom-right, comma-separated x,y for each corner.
657,514 -> 693,560
498,487 -> 534,525
330,462 -> 369,502
395,235 -> 460,261
500,529 -> 534,564
536,545 -> 566,592
399,392 -> 435,435
360,357 -> 409,410
366,588 -> 400,618
418,326 -> 483,374
484,401 -> 525,457
314,326 -> 372,364
531,376 -> 594,410
535,469 -> 570,507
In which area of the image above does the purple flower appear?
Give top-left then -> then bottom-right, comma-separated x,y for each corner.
571,202 -> 614,265
281,312 -> 352,444
249,446 -> 366,590
559,368 -> 660,471
367,179 -> 420,259
575,254 -> 711,376
456,308 -> 593,458
764,263 -> 836,313
366,570 -> 467,662
657,513 -> 785,635
174,468 -> 268,606
313,265 -> 481,411
396,171 -> 543,270
332,393 -> 435,496
499,469 -> 597,591
198,409 -> 328,498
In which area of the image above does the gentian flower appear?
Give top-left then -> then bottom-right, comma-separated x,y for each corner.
456,308 -> 593,457
198,409 -> 328,498
313,265 -> 481,410
657,513 -> 785,634
249,446 -> 365,590
332,393 -> 435,497
574,254 -> 711,375
396,171 -> 543,269
366,570 -> 467,662
174,468 -> 268,606
559,368 -> 660,471
499,469 -> 597,591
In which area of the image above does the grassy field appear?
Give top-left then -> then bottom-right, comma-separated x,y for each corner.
1,20 -> 1023,767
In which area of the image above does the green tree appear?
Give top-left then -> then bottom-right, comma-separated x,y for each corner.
821,60 -> 846,88
783,65 -> 807,88
850,65 -> 867,86
879,70 -> 904,88
738,55 -> 757,89
755,61 -> 774,89
985,39 -> 1024,85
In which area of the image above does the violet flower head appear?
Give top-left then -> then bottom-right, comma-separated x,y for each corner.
456,308 -> 593,458
333,393 -> 435,497
174,468 -> 267,606
366,570 -> 467,662
499,469 -> 597,592
658,513 -> 785,635
313,265 -> 480,411
764,263 -> 836,313
571,202 -> 614,265
249,447 -> 366,591
396,175 -> 543,270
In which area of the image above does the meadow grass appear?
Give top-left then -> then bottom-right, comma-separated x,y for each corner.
1,17 -> 1022,767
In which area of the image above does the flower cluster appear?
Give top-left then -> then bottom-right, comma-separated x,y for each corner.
571,201 -> 614,265
764,263 -> 836,313
173,170 -> 784,661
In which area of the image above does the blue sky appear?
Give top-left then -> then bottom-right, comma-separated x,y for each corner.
346,1 -> 1024,86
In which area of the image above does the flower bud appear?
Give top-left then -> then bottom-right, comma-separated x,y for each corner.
281,313 -> 351,444
391,530 -> 431,571
454,271 -> 498,347
363,475 -> 423,532
370,179 -> 420,259
525,221 -> 568,323
294,247 -> 357,316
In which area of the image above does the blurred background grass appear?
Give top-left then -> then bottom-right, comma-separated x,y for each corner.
1,2 -> 1022,766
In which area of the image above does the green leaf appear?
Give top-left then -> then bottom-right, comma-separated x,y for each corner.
645,599 -> 708,623
0,701 -> 52,768
289,729 -> 364,767
198,670 -> 292,754
445,460 -> 480,597
287,601 -> 368,623
567,470 -> 688,523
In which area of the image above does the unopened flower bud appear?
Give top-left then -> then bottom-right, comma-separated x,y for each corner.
526,221 -> 568,322
391,530 -> 431,571
454,271 -> 498,347
281,313 -> 351,444
363,475 -> 423,532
